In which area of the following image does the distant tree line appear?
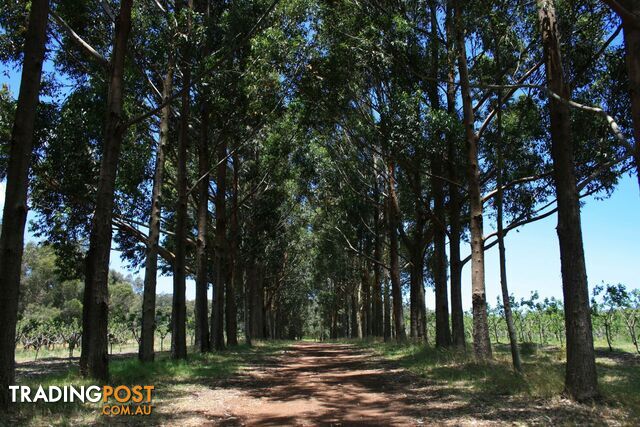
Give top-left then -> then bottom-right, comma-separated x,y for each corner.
14,243 -> 196,359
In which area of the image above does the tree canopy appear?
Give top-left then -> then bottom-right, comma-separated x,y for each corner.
0,0 -> 638,411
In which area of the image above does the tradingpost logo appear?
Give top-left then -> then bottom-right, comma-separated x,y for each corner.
9,385 -> 155,416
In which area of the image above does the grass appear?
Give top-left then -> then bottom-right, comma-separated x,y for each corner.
352,338 -> 640,418
2,340 -> 290,426
5,337 -> 638,424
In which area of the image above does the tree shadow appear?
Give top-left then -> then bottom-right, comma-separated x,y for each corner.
188,342 -> 618,425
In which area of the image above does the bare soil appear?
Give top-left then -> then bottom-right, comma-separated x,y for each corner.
149,342 -> 627,426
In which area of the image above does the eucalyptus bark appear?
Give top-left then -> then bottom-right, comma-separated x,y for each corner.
361,265 -> 371,337
0,0 -> 49,410
433,159 -> 451,348
495,42 -> 522,373
171,0 -> 193,360
80,0 -> 133,381
226,148 -> 240,346
446,2 -> 465,349
383,269 -> 392,342
409,259 -> 418,339
245,257 -> 254,346
429,0 -> 452,349
406,175 -> 427,341
350,292 -> 360,338
372,226 -> 384,337
386,160 -> 406,341
372,179 -> 384,337
453,0 -> 492,361
537,0 -> 599,401
407,195 -> 427,340
139,54 -> 175,362
212,136 -> 228,351
251,264 -> 265,339
195,101 -> 211,352
409,247 -> 427,341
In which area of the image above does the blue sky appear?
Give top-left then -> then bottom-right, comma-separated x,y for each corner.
2,59 -> 639,310
460,174 -> 640,310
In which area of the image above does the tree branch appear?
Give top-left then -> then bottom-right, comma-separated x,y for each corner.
50,10 -> 109,68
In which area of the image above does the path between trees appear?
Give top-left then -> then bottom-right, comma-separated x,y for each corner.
154,342 -> 614,426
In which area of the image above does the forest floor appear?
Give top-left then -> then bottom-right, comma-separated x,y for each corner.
3,340 -> 638,425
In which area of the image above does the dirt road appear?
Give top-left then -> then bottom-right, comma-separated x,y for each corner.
156,342 -> 434,425
207,342 -> 422,425
155,342 -> 619,426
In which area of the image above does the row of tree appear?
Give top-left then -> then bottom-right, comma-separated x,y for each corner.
17,243 -> 639,360
15,243 -> 208,359
485,285 -> 640,354
301,0 -> 637,402
0,0 -> 638,409
1,0 -> 315,411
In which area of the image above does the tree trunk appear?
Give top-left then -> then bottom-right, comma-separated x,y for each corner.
537,0 -> 599,401
603,0 -> 640,188
171,0 -> 192,360
433,160 -> 451,348
428,0 -> 451,349
495,42 -> 522,373
409,265 -> 418,339
140,53 -> 175,362
212,135 -> 228,351
244,258 -> 253,346
410,249 -> 428,342
624,16 -> 640,190
248,260 -> 264,340
0,0 -> 49,410
453,0 -> 492,361
407,175 -> 424,340
445,3 -> 465,349
226,148 -> 240,346
195,101 -> 211,352
350,292 -> 360,338
361,265 -> 371,337
386,161 -> 406,341
80,0 -> 133,380
343,292 -> 350,337
383,270 -> 391,342
372,187 -> 384,336
605,319 -> 613,351
330,285 -> 338,339
624,20 -> 640,190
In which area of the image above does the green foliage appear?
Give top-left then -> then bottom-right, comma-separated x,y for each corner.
0,84 -> 15,178
1,0 -> 638,421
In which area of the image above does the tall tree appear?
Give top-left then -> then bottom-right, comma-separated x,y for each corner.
80,0 -> 133,380
430,1 -> 451,348
171,0 -> 192,361
139,53 -> 175,362
212,133 -> 228,351
0,0 -> 49,410
537,0 -> 599,400
494,32 -> 522,373
195,101 -> 211,352
386,160 -> 406,341
372,196 -> 384,337
453,0 -> 492,360
227,146 -> 240,346
445,1 -> 465,349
